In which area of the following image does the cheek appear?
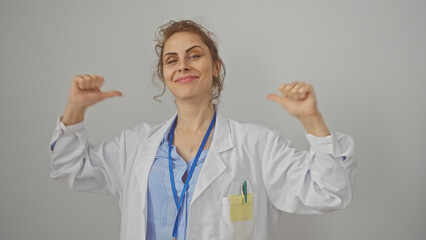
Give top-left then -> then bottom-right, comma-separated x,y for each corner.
162,67 -> 174,82
198,62 -> 214,79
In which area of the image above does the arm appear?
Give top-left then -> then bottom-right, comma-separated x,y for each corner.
261,129 -> 356,214
265,81 -> 356,213
50,74 -> 124,196
50,120 -> 128,196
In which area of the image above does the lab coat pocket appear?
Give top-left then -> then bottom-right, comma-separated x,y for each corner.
147,172 -> 167,227
220,181 -> 256,240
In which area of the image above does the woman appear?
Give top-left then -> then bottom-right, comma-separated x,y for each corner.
50,20 -> 356,240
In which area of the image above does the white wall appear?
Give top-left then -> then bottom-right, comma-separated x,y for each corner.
1,0 -> 425,239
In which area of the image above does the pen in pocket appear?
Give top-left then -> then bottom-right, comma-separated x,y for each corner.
240,180 -> 248,204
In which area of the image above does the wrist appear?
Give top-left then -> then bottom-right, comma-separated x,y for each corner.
298,111 -> 321,123
62,103 -> 87,126
298,112 -> 331,137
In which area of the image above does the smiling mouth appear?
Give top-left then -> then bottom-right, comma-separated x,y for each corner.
175,75 -> 198,84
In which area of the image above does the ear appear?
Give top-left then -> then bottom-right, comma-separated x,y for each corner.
213,60 -> 222,78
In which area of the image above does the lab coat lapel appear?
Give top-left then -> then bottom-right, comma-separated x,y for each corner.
132,113 -> 177,224
191,113 -> 232,204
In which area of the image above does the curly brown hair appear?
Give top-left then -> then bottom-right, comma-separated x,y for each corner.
152,20 -> 226,103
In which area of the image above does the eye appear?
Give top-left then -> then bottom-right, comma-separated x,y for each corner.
189,55 -> 201,60
166,59 -> 178,65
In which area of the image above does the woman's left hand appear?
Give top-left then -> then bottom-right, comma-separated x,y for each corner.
267,81 -> 330,136
267,81 -> 319,118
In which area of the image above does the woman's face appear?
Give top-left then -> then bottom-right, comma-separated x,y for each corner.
162,31 -> 218,102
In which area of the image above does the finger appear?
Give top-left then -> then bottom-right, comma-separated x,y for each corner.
88,74 -> 104,90
99,90 -> 123,100
279,82 -> 297,99
295,82 -> 309,100
95,75 -> 104,89
290,81 -> 305,95
79,74 -> 93,89
88,74 -> 98,89
293,82 -> 307,100
87,74 -> 99,90
287,81 -> 310,100
89,74 -> 102,90
278,84 -> 288,94
80,74 -> 100,90
81,74 -> 93,81
279,81 -> 298,96
303,83 -> 314,98
293,81 -> 305,92
266,93 -> 283,103
84,74 -> 100,90
75,75 -> 87,90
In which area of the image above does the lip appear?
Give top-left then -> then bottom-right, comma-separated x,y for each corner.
174,75 -> 198,84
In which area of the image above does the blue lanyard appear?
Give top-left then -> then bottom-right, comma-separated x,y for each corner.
168,111 -> 216,240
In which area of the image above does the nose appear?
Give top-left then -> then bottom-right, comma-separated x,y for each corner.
178,60 -> 190,72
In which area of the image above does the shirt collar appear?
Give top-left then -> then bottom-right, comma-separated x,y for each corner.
159,114 -> 210,167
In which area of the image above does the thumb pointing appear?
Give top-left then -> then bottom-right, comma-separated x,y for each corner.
100,90 -> 123,100
267,93 -> 281,103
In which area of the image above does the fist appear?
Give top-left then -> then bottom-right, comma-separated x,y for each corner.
267,81 -> 319,118
68,74 -> 122,108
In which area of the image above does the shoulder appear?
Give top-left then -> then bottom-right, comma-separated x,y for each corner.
223,116 -> 280,141
120,120 -> 168,143
218,116 -> 289,160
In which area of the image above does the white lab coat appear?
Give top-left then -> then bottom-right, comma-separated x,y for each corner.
50,112 -> 356,240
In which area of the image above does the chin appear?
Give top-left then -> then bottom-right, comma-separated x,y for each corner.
176,93 -> 211,103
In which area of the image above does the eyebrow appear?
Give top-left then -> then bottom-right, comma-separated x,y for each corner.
163,45 -> 204,58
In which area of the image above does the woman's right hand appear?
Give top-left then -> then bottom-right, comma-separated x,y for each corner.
68,74 -> 122,107
62,74 -> 122,125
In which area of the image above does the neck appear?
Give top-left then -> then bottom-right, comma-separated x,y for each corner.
175,98 -> 215,133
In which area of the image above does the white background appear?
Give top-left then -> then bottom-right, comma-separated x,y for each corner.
1,0 -> 425,239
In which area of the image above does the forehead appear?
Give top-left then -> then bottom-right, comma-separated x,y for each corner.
163,32 -> 207,54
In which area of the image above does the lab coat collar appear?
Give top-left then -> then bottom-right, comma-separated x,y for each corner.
191,111 -> 232,204
141,109 -> 233,155
132,112 -> 177,237
132,110 -> 233,226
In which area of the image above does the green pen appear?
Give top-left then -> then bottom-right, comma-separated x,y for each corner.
240,183 -> 244,204
243,180 -> 247,203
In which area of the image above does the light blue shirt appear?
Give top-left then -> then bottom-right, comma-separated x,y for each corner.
146,125 -> 209,240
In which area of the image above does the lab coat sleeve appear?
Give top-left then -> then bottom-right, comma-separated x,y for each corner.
49,118 -> 139,197
261,130 -> 356,214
